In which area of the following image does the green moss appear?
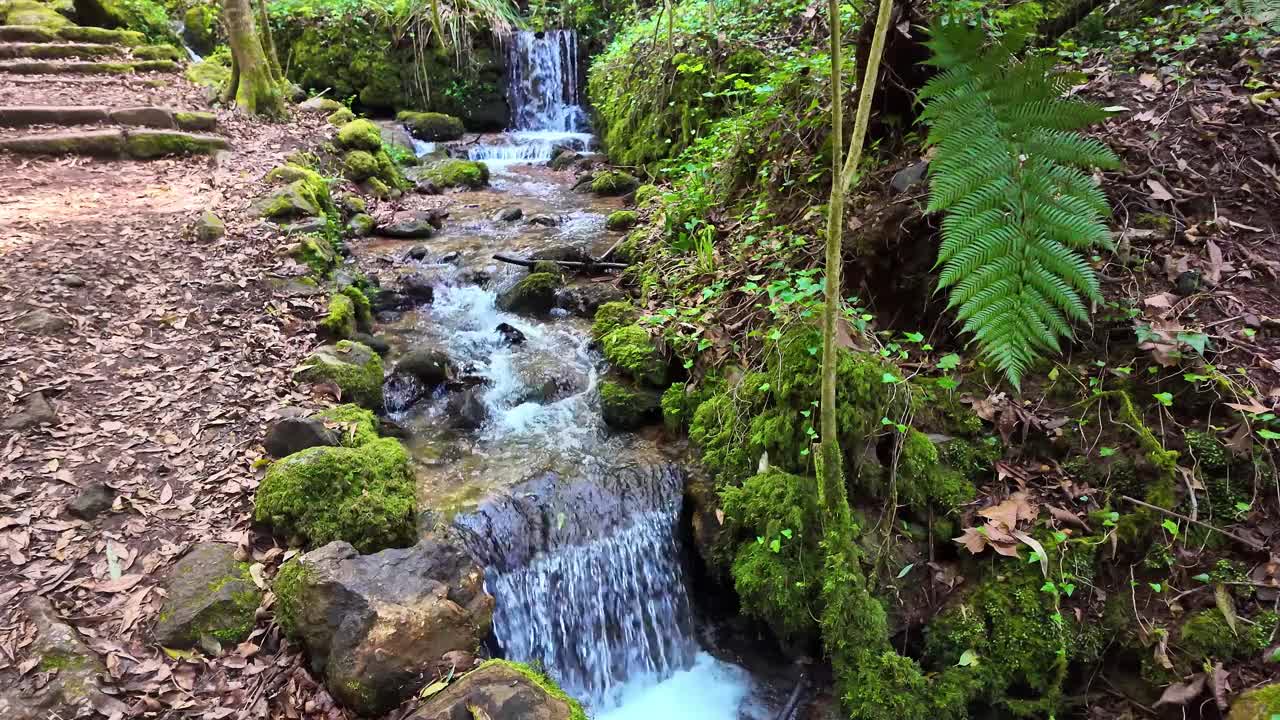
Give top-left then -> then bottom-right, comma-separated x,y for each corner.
590,170 -> 640,196
336,119 -> 382,152
271,559 -> 311,638
4,0 -> 70,27
1184,429 -> 1230,474
321,293 -> 356,339
182,3 -> 218,55
721,469 -> 821,642
261,164 -> 336,221
38,651 -> 89,672
424,159 -> 489,189
75,0 -> 176,42
340,286 -> 373,333
123,131 -> 223,159
254,437 -> 415,553
132,44 -> 180,61
605,210 -> 638,231
347,213 -> 375,236
1179,608 -> 1276,664
313,404 -> 380,447
395,110 -> 464,140
295,340 -> 385,409
327,107 -> 356,126
496,271 -> 562,314
289,234 -> 337,276
361,176 -> 391,198
59,25 -> 144,44
634,184 -> 660,207
599,379 -> 659,430
476,660 -> 588,720
600,324 -> 666,386
591,301 -> 639,341
343,150 -> 379,182
185,53 -> 230,89
174,111 -> 216,131
897,429 -> 977,514
1230,683 -> 1280,720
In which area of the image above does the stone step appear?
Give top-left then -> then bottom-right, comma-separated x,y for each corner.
0,105 -> 217,131
0,59 -> 178,75
0,25 -> 144,46
0,128 -> 228,158
0,42 -> 124,60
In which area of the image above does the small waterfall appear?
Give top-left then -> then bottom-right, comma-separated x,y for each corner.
507,30 -> 587,132
169,20 -> 202,62
456,463 -> 700,708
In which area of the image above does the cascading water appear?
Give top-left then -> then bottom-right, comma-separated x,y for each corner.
462,29 -> 594,168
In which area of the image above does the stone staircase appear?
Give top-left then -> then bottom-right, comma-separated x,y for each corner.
0,15 -> 228,159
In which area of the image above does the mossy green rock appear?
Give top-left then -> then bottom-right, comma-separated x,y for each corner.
4,597 -> 111,715
321,293 -> 356,339
4,0 -> 70,27
336,118 -> 382,152
1229,683 -> 1280,720
73,0 -> 176,43
590,170 -> 640,196
634,183 -> 660,207
175,111 -> 216,132
289,234 -> 337,275
326,106 -> 355,126
258,165 -> 333,221
194,210 -> 224,242
396,110 -> 464,141
600,378 -> 660,430
254,437 -> 414,553
605,210 -> 638,231
184,55 -> 229,89
342,149 -> 379,182
295,340 -> 384,409
152,542 -> 261,649
347,213 -> 375,237
182,3 -> 218,55
132,44 -> 180,61
600,323 -> 666,386
407,660 -> 586,720
313,404 -> 380,447
423,158 -> 489,189
591,300 -> 639,341
496,271 -> 562,315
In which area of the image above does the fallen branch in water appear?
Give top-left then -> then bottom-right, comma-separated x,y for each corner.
492,253 -> 629,271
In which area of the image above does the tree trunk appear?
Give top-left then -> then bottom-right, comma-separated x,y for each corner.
223,0 -> 283,116
254,0 -> 285,83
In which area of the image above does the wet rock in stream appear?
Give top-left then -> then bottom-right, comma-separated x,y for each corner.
406,245 -> 430,260
495,322 -> 526,346
276,539 -> 493,717
396,348 -> 455,386
446,387 -> 487,429
379,209 -> 448,239
401,271 -> 437,303
494,206 -> 524,222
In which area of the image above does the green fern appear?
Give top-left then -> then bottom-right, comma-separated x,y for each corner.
920,23 -> 1121,388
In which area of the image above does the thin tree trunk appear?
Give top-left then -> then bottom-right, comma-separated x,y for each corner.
817,0 -> 895,520
222,51 -> 239,103
223,0 -> 283,116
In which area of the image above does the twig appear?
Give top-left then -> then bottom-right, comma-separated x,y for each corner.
492,253 -> 628,270
1120,495 -> 1265,550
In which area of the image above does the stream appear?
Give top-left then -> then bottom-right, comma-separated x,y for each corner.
365,28 -> 770,720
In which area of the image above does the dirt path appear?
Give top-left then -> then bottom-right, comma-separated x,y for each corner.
0,42 -> 349,718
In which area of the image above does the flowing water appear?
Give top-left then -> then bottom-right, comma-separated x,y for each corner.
379,28 -> 765,720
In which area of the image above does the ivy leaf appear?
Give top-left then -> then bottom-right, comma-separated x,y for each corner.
903,332 -> 925,343
1161,519 -> 1179,537
1259,429 -> 1280,441
781,528 -> 793,539
1153,392 -> 1174,407
1099,446 -> 1116,457
957,650 -> 979,667
769,538 -> 781,553
881,372 -> 902,384
936,353 -> 961,371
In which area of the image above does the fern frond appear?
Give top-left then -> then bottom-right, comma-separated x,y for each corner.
923,21 -> 1116,389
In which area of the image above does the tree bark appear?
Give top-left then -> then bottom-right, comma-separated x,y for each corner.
223,0 -> 283,116
254,0 -> 285,83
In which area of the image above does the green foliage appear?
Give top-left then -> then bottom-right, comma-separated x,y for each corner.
182,2 -> 220,55
898,429 -> 977,513
1179,608 -> 1277,664
721,470 -> 821,641
254,437 -> 415,553
920,23 -> 1120,388
75,0 -> 177,42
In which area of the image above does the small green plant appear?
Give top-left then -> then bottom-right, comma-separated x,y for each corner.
920,23 -> 1120,387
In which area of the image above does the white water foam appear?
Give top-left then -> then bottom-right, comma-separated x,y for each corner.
598,652 -> 761,720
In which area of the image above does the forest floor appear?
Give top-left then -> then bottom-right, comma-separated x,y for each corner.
0,68 -> 356,717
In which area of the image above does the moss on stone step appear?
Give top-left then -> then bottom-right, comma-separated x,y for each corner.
174,111 -> 216,132
58,24 -> 144,45
0,42 -> 121,60
0,128 -> 125,155
0,58 -> 175,74
132,44 -> 180,61
123,130 -> 226,158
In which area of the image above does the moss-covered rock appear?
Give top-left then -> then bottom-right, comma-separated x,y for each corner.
342,149 -> 379,182
1178,608 -> 1276,666
600,378 -> 661,430
4,0 -> 71,27
73,0 -> 177,42
496,271 -> 562,315
1230,683 -> 1280,720
605,209 -> 638,231
320,293 -> 356,339
600,323 -> 666,386
257,164 -> 334,221
336,118 -> 382,152
295,340 -> 384,409
347,213 -> 375,237
123,130 -> 226,159
184,52 -> 229,90
590,170 -> 640,196
326,106 -> 355,126
254,437 -> 414,553
312,404 -> 380,447
132,44 -> 180,61
897,429 -> 977,515
182,2 -> 219,56
341,286 -> 374,333
174,111 -> 217,131
634,183 -> 660,207
395,110 -> 464,141
289,234 -> 337,276
409,660 -> 587,720
193,210 -> 224,242
423,158 -> 489,189
591,300 -> 639,341
152,542 -> 261,648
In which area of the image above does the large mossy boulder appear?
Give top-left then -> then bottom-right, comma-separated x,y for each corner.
3,0 -> 71,27
152,543 -> 261,649
496,272 -> 562,315
294,340 -> 385,409
423,158 -> 489,190
73,0 -> 175,42
257,164 -> 334,221
605,210 -> 638,230
600,323 -> 667,386
274,539 -> 495,716
336,118 -> 383,152
396,110 -> 464,141
408,660 -> 586,720
181,2 -> 220,56
254,436 -> 414,553
1230,684 -> 1280,720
